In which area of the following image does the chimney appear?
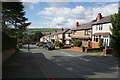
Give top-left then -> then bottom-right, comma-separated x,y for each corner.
61,27 -> 64,31
97,13 -> 102,21
76,22 -> 79,29
55,30 -> 57,33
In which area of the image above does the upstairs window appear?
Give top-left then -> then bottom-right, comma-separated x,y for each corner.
96,24 -> 103,30
85,30 -> 89,35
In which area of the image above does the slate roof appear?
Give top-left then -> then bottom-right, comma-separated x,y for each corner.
66,29 -> 72,34
72,22 -> 93,31
58,29 -> 70,34
92,15 -> 112,25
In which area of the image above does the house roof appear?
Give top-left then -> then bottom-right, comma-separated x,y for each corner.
92,15 -> 112,25
72,36 -> 90,39
72,22 -> 93,31
92,32 -> 111,35
66,29 -> 72,34
58,29 -> 70,34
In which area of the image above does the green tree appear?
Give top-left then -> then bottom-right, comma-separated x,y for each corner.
2,2 -> 31,34
110,8 -> 120,57
73,40 -> 82,47
98,38 -> 103,47
32,31 -> 44,42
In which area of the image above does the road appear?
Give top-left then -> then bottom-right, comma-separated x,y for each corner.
2,44 -> 119,80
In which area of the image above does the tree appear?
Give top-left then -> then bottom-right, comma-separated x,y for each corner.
98,38 -> 103,47
32,31 -> 44,42
2,2 -> 31,34
110,8 -> 120,57
73,40 -> 82,47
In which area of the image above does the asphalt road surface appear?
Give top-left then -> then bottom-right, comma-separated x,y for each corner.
2,44 -> 119,80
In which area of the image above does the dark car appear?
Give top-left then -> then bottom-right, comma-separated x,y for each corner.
31,42 -> 36,45
38,43 -> 43,47
43,43 -> 55,50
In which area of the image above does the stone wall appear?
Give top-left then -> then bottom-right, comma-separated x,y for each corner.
2,48 -> 16,63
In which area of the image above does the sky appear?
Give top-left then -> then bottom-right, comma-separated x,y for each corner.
21,1 -> 119,29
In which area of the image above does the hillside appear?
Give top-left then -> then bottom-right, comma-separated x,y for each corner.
26,28 -> 61,35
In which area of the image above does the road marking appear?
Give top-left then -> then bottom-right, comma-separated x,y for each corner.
60,51 -> 74,56
80,58 -> 90,62
30,51 -> 54,80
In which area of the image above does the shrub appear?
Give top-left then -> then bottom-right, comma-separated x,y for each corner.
73,40 -> 82,47
2,32 -> 17,52
54,41 -> 64,47
54,41 -> 60,47
98,38 -> 103,47
60,42 -> 64,46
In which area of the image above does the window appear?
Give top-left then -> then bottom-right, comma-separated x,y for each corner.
96,26 -> 98,30
73,31 -> 76,35
85,30 -> 89,35
96,25 -> 103,30
96,38 -> 98,42
93,35 -> 102,43
68,34 -> 70,37
99,24 -> 103,30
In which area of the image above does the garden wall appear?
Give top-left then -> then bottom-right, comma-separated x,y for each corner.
71,47 -> 83,52
2,48 -> 16,63
2,32 -> 17,63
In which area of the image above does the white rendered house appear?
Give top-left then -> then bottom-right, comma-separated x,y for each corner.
92,13 -> 112,48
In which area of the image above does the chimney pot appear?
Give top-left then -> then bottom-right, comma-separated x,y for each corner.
97,13 -> 102,21
55,30 -> 57,33
76,22 -> 79,29
61,27 -> 64,31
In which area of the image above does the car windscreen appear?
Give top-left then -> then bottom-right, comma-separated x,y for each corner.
47,43 -> 53,46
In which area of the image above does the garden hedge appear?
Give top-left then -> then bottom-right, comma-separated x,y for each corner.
2,32 -> 17,52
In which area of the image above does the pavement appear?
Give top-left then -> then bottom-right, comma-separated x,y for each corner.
2,44 -> 119,80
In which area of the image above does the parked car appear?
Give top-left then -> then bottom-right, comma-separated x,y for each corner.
38,43 -> 43,47
36,43 -> 39,46
31,42 -> 36,45
43,43 -> 55,50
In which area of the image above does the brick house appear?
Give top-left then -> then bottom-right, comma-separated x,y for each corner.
92,13 -> 112,48
71,22 -> 93,47
64,29 -> 72,46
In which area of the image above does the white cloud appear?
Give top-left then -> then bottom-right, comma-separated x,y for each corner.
22,0 -> 39,9
36,3 -> 118,28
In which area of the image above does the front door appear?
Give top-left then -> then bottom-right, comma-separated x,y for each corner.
103,38 -> 109,47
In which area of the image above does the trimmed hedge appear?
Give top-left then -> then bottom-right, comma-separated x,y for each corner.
2,32 -> 17,52
73,40 -> 82,47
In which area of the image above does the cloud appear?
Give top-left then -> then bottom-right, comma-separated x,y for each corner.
36,3 -> 118,28
22,0 -> 39,9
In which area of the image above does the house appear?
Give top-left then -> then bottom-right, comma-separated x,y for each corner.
40,36 -> 44,42
57,28 -> 70,43
64,29 -> 72,46
92,13 -> 112,48
50,30 -> 59,44
71,22 -> 93,47
46,35 -> 51,42
40,36 -> 47,42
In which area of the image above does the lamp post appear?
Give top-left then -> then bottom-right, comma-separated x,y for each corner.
28,26 -> 30,51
